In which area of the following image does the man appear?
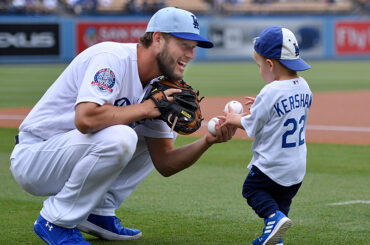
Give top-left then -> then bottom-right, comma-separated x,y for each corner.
10,7 -> 234,245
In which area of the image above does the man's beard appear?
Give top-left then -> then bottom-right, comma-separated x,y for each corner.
156,45 -> 182,81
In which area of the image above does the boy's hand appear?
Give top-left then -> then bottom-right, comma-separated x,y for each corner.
218,105 -> 248,129
245,96 -> 256,113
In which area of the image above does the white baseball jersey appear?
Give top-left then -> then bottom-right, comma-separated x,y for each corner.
19,41 -> 173,140
241,77 -> 312,186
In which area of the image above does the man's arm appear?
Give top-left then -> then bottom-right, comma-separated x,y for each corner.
146,125 -> 235,177
75,88 -> 180,134
75,101 -> 154,134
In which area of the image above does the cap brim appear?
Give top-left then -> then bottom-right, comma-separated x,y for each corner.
170,32 -> 214,48
279,58 -> 311,71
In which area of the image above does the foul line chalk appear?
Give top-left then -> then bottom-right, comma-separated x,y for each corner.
201,121 -> 370,133
328,200 -> 370,206
0,115 -> 26,120
307,125 -> 370,133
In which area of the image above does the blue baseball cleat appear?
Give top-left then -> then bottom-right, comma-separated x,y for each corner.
252,210 -> 291,245
77,214 -> 142,240
277,237 -> 283,245
33,214 -> 90,245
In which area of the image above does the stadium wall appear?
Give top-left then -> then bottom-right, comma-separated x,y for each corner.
0,15 -> 369,63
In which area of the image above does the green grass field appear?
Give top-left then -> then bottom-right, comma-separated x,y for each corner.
0,61 -> 369,244
1,61 -> 370,108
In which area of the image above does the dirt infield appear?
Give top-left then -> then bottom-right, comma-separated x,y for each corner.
1,91 -> 370,145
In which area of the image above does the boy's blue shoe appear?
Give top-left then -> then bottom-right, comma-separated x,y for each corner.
77,214 -> 142,240
33,214 -> 91,245
252,210 -> 291,245
277,237 -> 283,245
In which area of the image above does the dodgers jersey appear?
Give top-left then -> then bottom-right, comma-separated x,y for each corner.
19,42 -> 172,140
241,77 -> 313,186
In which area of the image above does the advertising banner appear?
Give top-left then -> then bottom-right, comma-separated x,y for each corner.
76,22 -> 147,54
207,19 -> 323,59
0,23 -> 59,56
335,21 -> 370,55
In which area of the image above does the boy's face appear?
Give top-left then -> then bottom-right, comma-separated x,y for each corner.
253,51 -> 275,83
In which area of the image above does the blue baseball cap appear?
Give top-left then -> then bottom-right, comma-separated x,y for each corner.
254,26 -> 311,71
146,7 -> 214,49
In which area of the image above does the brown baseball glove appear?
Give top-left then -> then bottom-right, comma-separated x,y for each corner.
146,77 -> 204,135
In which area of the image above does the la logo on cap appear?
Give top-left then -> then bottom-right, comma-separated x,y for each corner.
293,43 -> 299,56
191,15 -> 199,30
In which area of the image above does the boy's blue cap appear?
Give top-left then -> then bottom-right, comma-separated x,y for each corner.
254,26 -> 311,71
146,7 -> 214,49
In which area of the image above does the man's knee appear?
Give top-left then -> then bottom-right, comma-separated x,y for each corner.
96,125 -> 138,163
10,162 -> 51,196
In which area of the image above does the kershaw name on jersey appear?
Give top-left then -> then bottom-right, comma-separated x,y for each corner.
274,93 -> 312,117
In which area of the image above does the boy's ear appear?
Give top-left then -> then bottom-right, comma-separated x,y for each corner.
266,59 -> 274,69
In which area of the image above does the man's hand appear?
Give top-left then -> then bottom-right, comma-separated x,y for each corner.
143,78 -> 204,135
205,119 -> 236,144
141,88 -> 181,119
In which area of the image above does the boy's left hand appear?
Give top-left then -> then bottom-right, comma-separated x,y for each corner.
218,105 -> 248,129
245,96 -> 256,113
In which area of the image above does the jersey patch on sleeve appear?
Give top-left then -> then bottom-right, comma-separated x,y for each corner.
91,68 -> 116,93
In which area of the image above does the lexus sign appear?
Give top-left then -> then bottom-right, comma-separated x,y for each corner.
0,24 -> 59,55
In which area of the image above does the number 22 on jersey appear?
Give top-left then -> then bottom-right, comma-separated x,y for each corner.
282,115 -> 306,148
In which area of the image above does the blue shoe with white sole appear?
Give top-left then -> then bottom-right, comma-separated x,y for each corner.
277,237 -> 283,245
33,214 -> 90,245
252,210 -> 291,245
77,214 -> 142,240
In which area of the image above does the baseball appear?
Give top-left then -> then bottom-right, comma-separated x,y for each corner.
224,100 -> 244,114
207,117 -> 220,136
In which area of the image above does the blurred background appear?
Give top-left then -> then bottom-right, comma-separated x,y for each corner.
0,0 -> 369,63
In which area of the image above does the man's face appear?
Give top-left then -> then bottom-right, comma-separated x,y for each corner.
156,35 -> 197,81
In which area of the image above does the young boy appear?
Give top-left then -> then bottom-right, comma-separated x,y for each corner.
220,26 -> 313,245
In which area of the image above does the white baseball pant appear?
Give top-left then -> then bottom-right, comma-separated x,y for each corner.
91,134 -> 155,216
10,125 -> 152,228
